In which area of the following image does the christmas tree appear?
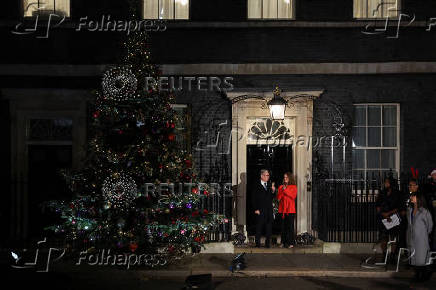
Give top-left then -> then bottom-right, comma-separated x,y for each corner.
44,17 -> 223,260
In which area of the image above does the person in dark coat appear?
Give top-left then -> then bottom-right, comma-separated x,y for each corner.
375,177 -> 402,256
407,187 -> 434,282
251,169 -> 276,248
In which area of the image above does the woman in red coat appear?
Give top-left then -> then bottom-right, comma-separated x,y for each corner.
277,172 -> 297,248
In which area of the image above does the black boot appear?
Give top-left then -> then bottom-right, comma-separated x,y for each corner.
412,267 -> 422,282
415,266 -> 427,282
421,266 -> 432,281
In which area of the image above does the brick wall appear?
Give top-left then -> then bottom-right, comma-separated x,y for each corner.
175,74 -> 436,231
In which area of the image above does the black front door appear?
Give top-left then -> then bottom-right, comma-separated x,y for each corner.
27,145 -> 72,242
246,145 -> 293,235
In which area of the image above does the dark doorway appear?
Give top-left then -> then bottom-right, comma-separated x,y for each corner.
246,145 -> 293,235
27,145 -> 72,242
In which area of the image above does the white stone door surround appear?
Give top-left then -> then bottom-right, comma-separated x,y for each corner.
227,89 -> 324,238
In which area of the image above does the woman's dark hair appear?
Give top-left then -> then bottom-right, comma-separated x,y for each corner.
411,192 -> 428,209
283,172 -> 296,185
409,178 -> 418,185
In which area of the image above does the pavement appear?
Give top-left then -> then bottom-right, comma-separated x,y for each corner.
137,252 -> 417,279
2,247 -> 435,284
3,254 -> 436,290
2,242 -> 436,290
4,273 -> 436,290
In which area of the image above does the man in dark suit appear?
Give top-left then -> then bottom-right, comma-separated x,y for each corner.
251,169 -> 276,248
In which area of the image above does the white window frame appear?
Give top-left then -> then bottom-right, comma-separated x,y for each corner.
352,103 -> 400,181
22,0 -> 70,18
247,0 -> 296,20
142,0 -> 190,20
353,0 -> 401,20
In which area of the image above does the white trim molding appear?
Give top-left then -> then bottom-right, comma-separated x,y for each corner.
228,89 -> 324,239
5,88 -> 89,240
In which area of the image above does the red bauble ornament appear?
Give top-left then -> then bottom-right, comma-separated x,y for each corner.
192,187 -> 199,194
171,123 -> 175,128
192,210 -> 199,217
129,242 -> 138,253
93,111 -> 100,118
203,190 -> 209,196
168,134 -> 175,141
185,159 -> 192,168
203,209 -> 208,214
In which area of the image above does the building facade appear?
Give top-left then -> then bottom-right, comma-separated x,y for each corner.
2,0 -> 436,245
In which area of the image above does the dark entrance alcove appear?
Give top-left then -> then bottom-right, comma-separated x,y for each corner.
27,145 -> 72,243
246,144 -> 293,236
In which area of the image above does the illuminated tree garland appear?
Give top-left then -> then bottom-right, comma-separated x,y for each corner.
102,66 -> 138,102
102,172 -> 138,209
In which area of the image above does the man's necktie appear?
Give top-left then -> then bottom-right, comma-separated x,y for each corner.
263,183 -> 267,190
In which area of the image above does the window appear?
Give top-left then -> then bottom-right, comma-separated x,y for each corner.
352,104 -> 400,182
171,104 -> 191,152
23,0 -> 70,17
143,0 -> 189,20
353,0 -> 400,19
248,0 -> 294,19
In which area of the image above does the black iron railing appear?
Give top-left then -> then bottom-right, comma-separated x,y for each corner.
198,187 -> 232,243
315,173 -> 428,243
